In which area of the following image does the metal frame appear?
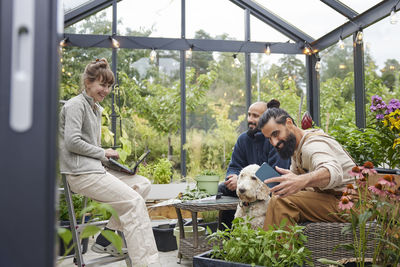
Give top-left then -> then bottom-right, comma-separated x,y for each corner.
62,0 -> 400,176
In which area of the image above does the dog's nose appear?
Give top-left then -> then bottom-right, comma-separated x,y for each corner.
239,188 -> 246,194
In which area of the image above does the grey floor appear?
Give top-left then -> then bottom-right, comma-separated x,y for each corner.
56,235 -> 193,267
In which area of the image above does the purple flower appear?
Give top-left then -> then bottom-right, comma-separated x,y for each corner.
376,114 -> 384,120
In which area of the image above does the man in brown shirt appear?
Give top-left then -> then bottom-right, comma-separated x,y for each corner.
258,107 -> 355,229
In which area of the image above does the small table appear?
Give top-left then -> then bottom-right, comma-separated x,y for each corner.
172,196 -> 239,260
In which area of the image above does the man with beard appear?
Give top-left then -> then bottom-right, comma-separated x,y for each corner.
258,107 -> 356,229
217,100 -> 290,229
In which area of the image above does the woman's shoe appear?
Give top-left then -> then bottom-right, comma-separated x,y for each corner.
91,242 -> 128,257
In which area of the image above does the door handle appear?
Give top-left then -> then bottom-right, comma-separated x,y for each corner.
9,0 -> 35,132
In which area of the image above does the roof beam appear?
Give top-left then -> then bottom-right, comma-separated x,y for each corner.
229,0 -> 314,44
320,0 -> 358,19
64,0 -> 120,28
313,0 -> 400,51
63,33 -> 303,54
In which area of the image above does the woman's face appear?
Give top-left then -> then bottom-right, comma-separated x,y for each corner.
85,79 -> 111,103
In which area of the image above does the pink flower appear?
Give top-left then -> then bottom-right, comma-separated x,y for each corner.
349,166 -> 364,178
368,183 -> 386,197
338,196 -> 354,210
343,184 -> 357,195
378,174 -> 397,187
356,177 -> 367,187
360,161 -> 377,175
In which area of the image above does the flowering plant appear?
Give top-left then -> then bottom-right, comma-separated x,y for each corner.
370,95 -> 400,168
338,161 -> 400,266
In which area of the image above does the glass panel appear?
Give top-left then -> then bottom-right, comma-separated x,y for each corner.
254,0 -> 346,39
318,34 -> 354,131
250,53 -> 306,124
339,0 -> 381,14
64,6 -> 112,35
117,0 -> 180,37
187,0 -> 244,40
363,16 -> 400,97
251,15 -> 294,42
63,0 -> 96,13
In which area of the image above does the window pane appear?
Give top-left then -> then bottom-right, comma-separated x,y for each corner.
117,0 -> 180,37
63,0 -> 96,13
251,15 -> 294,42
339,0 -> 381,14
187,0 -> 244,40
64,7 -> 112,35
254,0 -> 346,39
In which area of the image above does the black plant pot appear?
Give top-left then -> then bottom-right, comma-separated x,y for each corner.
58,220 -> 89,256
152,223 -> 177,252
193,250 -> 263,267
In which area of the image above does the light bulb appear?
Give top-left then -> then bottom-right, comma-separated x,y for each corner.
303,46 -> 312,55
390,9 -> 398,24
234,57 -> 241,68
338,38 -> 345,50
111,37 -> 120,48
186,47 -> 193,59
265,45 -> 271,56
315,61 -> 321,72
150,49 -> 157,62
356,31 -> 363,45
59,38 -> 68,47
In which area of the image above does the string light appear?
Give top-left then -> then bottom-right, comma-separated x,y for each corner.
302,42 -> 313,55
355,30 -> 363,45
338,37 -> 345,50
232,54 -> 241,68
315,58 -> 321,72
59,37 -> 68,47
110,37 -> 120,48
265,44 -> 271,56
186,45 -> 193,59
150,49 -> 157,62
390,8 -> 398,24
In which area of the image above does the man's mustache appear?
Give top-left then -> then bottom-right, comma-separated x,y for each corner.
248,122 -> 257,127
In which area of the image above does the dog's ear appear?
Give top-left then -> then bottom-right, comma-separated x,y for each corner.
256,182 -> 270,200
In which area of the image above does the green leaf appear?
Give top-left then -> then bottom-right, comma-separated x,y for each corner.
80,225 -> 100,239
58,227 -> 72,246
101,230 -> 123,253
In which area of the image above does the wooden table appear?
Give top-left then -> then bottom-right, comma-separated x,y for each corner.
172,196 -> 239,261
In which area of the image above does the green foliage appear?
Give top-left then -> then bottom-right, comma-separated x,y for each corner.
139,158 -> 173,184
198,170 -> 219,176
200,210 -> 219,223
207,217 -> 313,267
59,194 -> 86,221
177,186 -> 210,201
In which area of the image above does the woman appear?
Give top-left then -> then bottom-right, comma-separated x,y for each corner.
59,58 -> 159,266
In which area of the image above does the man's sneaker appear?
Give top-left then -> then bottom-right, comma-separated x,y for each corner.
91,243 -> 128,257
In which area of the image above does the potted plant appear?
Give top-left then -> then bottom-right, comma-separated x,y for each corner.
193,217 -> 313,267
195,170 -> 220,195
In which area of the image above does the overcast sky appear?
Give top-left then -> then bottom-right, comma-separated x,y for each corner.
65,0 -> 400,70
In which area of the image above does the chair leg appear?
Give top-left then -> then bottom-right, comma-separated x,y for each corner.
62,175 -> 85,267
118,231 -> 132,267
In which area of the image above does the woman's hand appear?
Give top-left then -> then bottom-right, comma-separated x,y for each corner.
105,148 -> 119,159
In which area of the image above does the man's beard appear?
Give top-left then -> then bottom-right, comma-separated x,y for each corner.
247,122 -> 259,137
275,132 -> 296,159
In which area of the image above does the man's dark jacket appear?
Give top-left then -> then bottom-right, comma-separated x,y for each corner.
225,131 -> 291,179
